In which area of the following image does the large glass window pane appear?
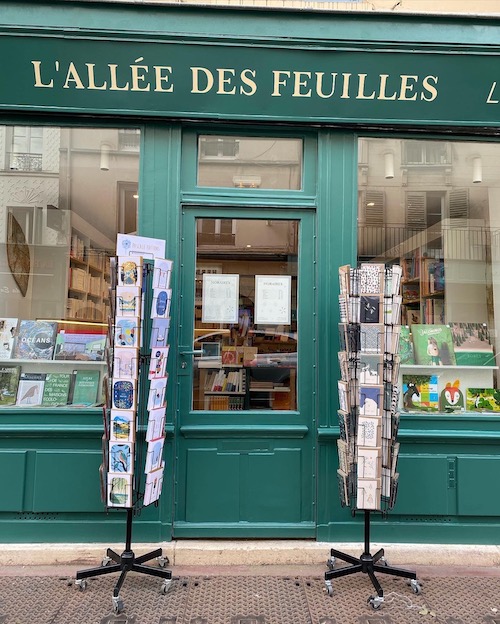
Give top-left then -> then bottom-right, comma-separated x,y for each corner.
358,137 -> 500,413
0,125 -> 140,408
192,218 -> 298,411
197,136 -> 303,190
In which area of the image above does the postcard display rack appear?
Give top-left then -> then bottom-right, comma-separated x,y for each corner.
324,263 -> 422,610
75,252 -> 173,614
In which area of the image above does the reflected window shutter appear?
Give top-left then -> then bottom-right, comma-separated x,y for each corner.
406,192 -> 426,229
449,188 -> 469,226
365,191 -> 385,225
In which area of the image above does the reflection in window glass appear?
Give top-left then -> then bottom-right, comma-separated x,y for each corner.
197,136 -> 303,190
0,125 -> 140,407
358,137 -> 500,413
192,218 -> 298,411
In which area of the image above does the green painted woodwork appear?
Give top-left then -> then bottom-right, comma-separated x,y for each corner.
0,452 -> 27,512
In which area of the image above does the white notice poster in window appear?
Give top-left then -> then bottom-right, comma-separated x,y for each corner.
255,275 -> 291,325
202,274 -> 239,323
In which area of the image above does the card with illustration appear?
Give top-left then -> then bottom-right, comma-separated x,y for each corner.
146,407 -> 166,441
356,478 -> 381,510
143,464 -> 165,506
112,379 -> 137,411
411,324 -> 456,366
359,324 -> 384,354
107,473 -> 132,508
145,437 -> 165,474
115,318 -> 140,348
147,377 -> 168,410
360,295 -> 383,324
466,388 -> 500,412
117,256 -> 143,288
151,288 -> 172,319
116,286 -> 142,317
337,438 -> 349,474
337,469 -> 349,507
358,353 -> 383,385
148,347 -> 169,379
356,416 -> 381,447
110,410 -> 136,442
150,318 -> 170,348
384,295 -> 402,325
358,385 -> 383,416
357,447 -> 381,480
152,258 -> 173,290
359,263 -> 385,295
109,441 -> 134,474
337,380 -> 350,412
113,347 -> 139,379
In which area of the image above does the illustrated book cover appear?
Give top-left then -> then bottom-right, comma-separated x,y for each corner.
54,331 -> 106,361
16,372 -> 46,406
399,326 -> 415,365
449,322 -> 495,366
12,320 -> 57,360
439,379 -> 465,412
0,318 -> 18,359
466,388 -> 500,412
0,365 -> 21,406
411,324 -> 456,366
402,374 -> 439,412
71,369 -> 101,406
41,372 -> 72,406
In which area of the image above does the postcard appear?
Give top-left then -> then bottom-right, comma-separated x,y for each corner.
115,318 -> 140,349
151,288 -> 172,319
357,447 -> 381,480
356,478 -> 381,510
116,286 -> 142,317
112,379 -> 137,411
113,347 -> 139,379
358,385 -> 383,416
147,377 -> 168,410
110,409 -> 136,442
360,263 -> 385,295
146,407 -> 166,441
143,463 -> 165,507
109,441 -> 134,474
148,347 -> 169,379
152,258 -> 173,290
117,255 -> 143,288
356,416 -> 381,447
150,318 -> 170,348
107,472 -> 133,508
145,437 -> 165,474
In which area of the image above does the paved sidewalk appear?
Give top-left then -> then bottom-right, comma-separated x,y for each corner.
1,559 -> 500,623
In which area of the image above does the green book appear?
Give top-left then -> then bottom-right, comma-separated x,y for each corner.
41,372 -> 72,407
0,365 -> 21,406
71,369 -> 101,406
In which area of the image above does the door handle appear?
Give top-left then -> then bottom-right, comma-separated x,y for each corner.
179,349 -> 205,356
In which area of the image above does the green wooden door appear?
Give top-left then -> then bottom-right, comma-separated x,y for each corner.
174,206 -> 316,537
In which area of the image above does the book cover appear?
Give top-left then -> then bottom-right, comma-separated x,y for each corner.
449,322 -> 495,366
0,365 -> 21,406
41,372 -> 72,407
466,388 -> 500,412
399,326 -> 415,365
0,318 -> 18,359
54,331 -> 106,361
110,410 -> 136,442
411,324 -> 456,366
12,320 -> 57,360
71,369 -> 101,406
16,372 -> 46,406
402,374 -> 439,412
439,379 -> 465,413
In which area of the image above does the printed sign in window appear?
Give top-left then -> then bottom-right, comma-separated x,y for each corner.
201,274 -> 239,323
255,275 -> 291,325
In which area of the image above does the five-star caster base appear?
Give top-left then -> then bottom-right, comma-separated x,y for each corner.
324,511 -> 422,609
75,508 -> 172,614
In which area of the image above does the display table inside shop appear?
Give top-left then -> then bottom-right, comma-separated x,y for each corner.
198,361 -> 296,410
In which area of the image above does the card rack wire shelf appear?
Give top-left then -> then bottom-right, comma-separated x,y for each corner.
326,263 -> 421,611
75,258 -> 172,615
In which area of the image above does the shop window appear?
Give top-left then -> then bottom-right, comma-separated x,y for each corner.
358,137 -> 500,415
0,125 -> 140,409
197,135 -> 303,190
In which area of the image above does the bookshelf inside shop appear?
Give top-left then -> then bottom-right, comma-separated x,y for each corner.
400,250 -> 445,326
67,225 -> 112,322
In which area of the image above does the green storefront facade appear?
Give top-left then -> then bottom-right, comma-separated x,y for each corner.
1,0 -> 500,544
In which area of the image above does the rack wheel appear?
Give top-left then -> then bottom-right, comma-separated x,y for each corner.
367,595 -> 384,610
157,555 -> 169,568
112,596 -> 124,614
326,557 -> 336,570
161,579 -> 172,595
410,579 -> 422,595
75,579 -> 87,591
325,580 -> 334,596
101,556 -> 112,567
379,556 -> 389,566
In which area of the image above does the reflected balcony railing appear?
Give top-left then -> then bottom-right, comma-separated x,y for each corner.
8,152 -> 42,172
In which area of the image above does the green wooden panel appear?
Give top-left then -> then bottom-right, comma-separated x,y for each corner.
457,456 -> 500,516
243,450 -> 301,522
392,455 -> 452,515
185,449 -> 240,522
0,452 -> 27,512
33,451 -> 102,512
